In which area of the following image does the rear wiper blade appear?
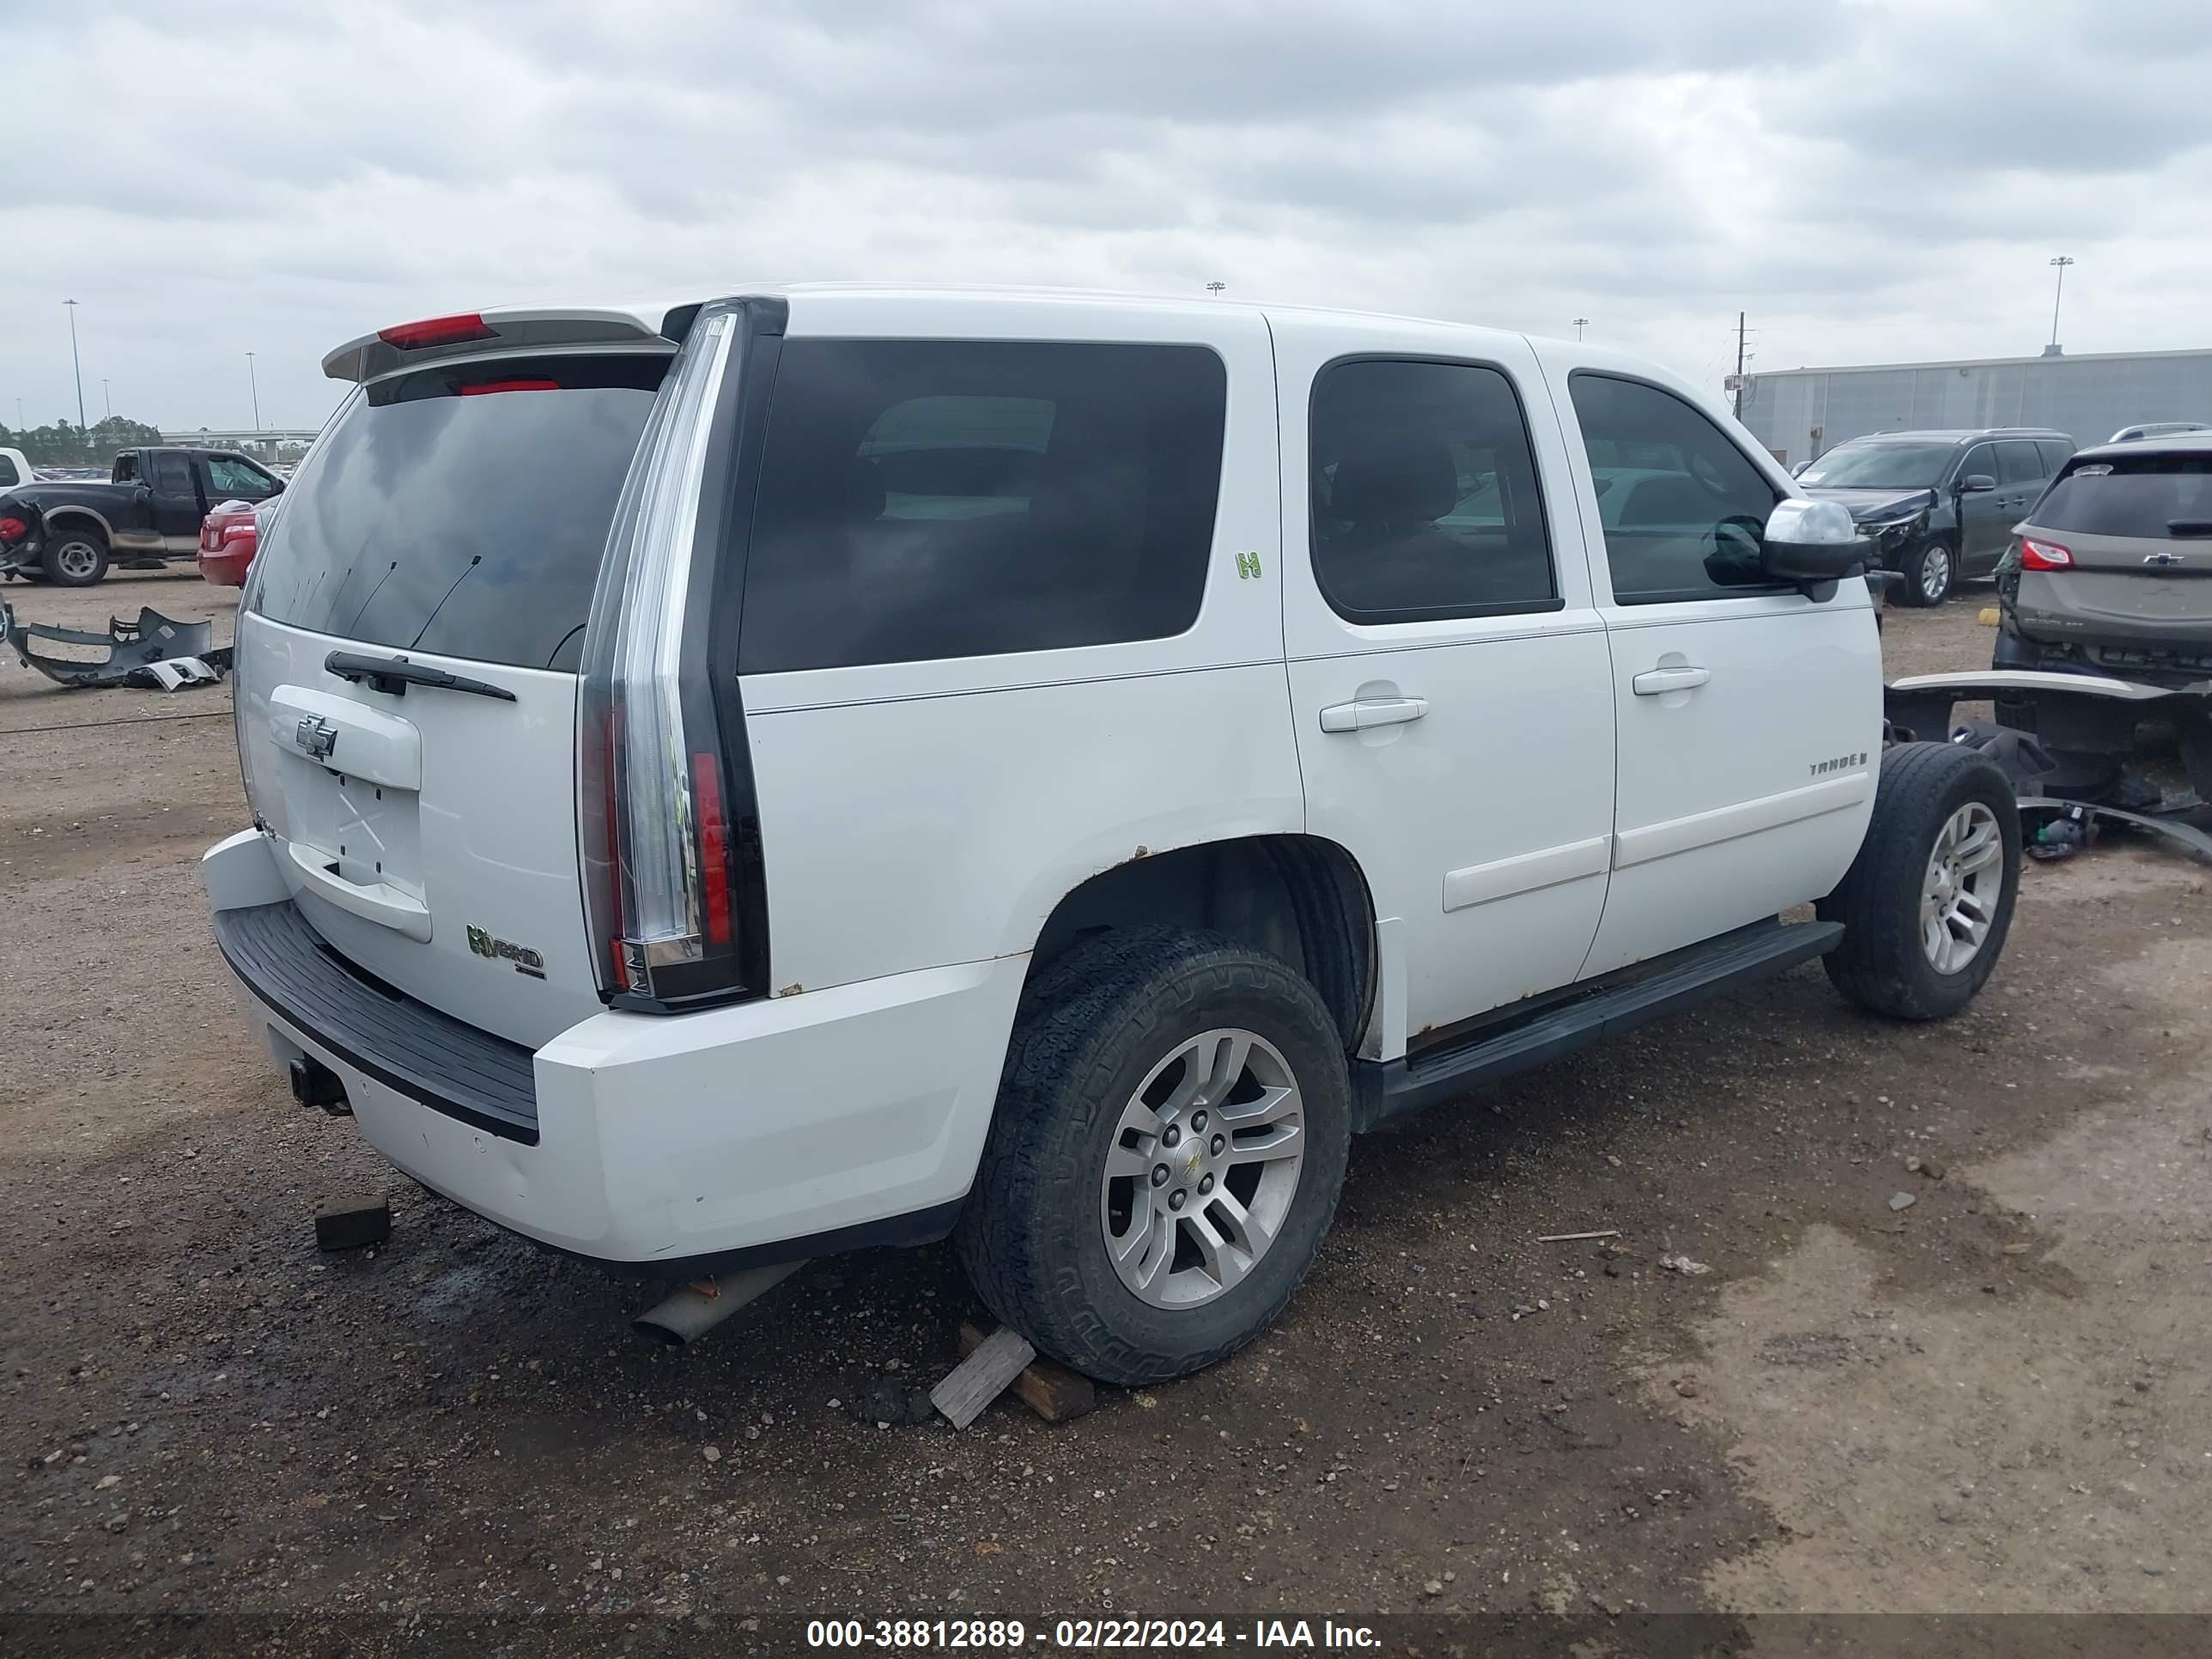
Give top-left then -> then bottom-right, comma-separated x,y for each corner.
2167,520 -> 2212,538
325,650 -> 516,701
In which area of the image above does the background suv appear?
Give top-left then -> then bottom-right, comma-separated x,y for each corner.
1796,427 -> 2074,606
1996,433 -> 2212,690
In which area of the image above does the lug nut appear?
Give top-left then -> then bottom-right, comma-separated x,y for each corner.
1163,1125 -> 1181,1148
1191,1109 -> 1207,1132
1169,1189 -> 1187,1211
1211,1134 -> 1225,1156
1198,1174 -> 1214,1195
1152,1164 -> 1170,1187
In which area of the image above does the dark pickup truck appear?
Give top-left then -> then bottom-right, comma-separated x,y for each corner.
0,447 -> 284,586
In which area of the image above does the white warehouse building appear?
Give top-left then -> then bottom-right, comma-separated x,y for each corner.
1736,346 -> 2212,468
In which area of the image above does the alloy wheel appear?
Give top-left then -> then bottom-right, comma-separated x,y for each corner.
1098,1028 -> 1305,1309
1921,801 -> 2003,974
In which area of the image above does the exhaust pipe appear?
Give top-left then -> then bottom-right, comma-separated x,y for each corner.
630,1259 -> 806,1348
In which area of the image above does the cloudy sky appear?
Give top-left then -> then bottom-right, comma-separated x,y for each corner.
4,0 -> 2207,434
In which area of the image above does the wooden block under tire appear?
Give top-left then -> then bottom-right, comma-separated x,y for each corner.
958,1321 -> 1098,1423
315,1197 -> 392,1251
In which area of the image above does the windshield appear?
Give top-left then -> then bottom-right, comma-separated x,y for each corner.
250,354 -> 663,671
1796,441 -> 1955,489
2034,455 -> 2212,539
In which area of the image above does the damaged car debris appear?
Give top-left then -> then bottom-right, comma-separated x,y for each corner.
1,601 -> 233,690
1887,669 -> 2212,865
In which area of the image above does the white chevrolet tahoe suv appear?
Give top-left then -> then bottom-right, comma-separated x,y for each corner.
202,288 -> 2019,1384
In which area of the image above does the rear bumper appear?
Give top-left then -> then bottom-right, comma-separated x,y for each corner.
198,546 -> 252,586
200,828 -> 1027,1277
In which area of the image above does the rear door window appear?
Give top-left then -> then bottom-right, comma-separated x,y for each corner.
250,356 -> 664,671
738,340 -> 1226,673
2036,439 -> 2074,476
1996,440 -> 2044,488
2035,454 -> 2212,538
152,453 -> 196,496
1307,357 -> 1557,622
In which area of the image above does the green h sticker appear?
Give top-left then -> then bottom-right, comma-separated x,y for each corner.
1236,550 -> 1264,580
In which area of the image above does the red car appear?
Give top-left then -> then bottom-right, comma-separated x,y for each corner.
198,498 -> 265,586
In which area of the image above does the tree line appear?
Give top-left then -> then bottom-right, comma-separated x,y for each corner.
0,416 -> 167,466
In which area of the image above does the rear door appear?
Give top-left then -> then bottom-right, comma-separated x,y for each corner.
2015,449 -> 2212,650
1276,319 -> 1616,1053
149,451 -> 205,544
236,347 -> 671,1047
1956,442 -> 2012,565
1986,440 -> 2049,572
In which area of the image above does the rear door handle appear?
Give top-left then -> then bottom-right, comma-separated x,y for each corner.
1319,696 -> 1429,733
1632,665 -> 1711,696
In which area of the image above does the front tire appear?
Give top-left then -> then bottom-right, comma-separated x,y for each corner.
42,524 -> 110,587
1818,743 -> 2020,1020
957,927 -> 1352,1386
1894,536 -> 1956,607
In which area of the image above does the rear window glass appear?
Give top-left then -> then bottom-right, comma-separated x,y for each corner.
2035,455 -> 2212,539
738,340 -> 1226,674
250,356 -> 663,671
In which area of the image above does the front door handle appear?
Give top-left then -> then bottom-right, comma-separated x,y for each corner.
1319,695 -> 1430,733
1632,664 -> 1711,697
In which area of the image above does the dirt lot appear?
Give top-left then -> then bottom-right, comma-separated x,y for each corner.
3,574 -> 2209,1649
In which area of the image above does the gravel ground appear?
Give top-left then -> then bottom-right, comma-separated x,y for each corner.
3,573 -> 2209,1651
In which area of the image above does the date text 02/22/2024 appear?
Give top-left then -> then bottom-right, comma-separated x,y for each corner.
804,1618 -> 1382,1650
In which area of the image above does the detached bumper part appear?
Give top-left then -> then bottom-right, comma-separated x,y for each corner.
1,603 -> 234,690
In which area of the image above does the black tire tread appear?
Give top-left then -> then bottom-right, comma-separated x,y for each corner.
958,927 -> 1350,1387
1817,742 -> 2019,1020
42,521 -> 109,588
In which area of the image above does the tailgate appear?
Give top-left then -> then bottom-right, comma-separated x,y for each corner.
235,345 -> 670,1048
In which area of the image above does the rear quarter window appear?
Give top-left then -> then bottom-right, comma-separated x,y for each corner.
2034,455 -> 2212,539
738,339 -> 1228,674
249,356 -> 664,671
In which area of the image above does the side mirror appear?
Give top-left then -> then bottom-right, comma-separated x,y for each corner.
1759,497 -> 1869,587
1959,473 -> 1996,493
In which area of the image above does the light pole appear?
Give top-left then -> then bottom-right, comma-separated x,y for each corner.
1572,317 -> 1589,341
64,299 -> 86,432
2048,256 -> 2075,349
246,351 -> 261,430
1206,281 -> 1226,297
101,379 -> 112,421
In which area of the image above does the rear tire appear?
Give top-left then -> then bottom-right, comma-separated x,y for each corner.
1893,537 -> 1956,607
1818,743 -> 2020,1020
957,927 -> 1352,1386
42,523 -> 109,587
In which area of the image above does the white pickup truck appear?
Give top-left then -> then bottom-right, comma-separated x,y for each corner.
201,288 -> 2018,1384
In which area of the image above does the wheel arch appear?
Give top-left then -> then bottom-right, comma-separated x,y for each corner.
40,506 -> 115,543
1024,832 -> 1378,1054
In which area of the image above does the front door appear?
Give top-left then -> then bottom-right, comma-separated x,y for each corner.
1276,320 -> 1616,1059
1543,361 -> 1881,975
1955,441 -> 2014,568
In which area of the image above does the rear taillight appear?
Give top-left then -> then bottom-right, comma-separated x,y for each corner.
459,377 -> 560,396
377,313 -> 496,350
2021,537 -> 2073,570
0,516 -> 27,543
577,307 -> 750,1008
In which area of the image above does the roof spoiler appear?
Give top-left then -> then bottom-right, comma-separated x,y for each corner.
322,305 -> 695,385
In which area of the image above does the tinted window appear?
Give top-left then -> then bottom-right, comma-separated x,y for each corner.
2036,439 -> 2075,477
206,455 -> 273,498
1567,374 -> 1780,603
2034,454 -> 2212,539
1307,359 -> 1555,622
0,455 -> 18,489
251,356 -> 662,671
1959,444 -> 1996,484
739,340 -> 1226,673
153,453 -> 194,495
1996,440 -> 2044,487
